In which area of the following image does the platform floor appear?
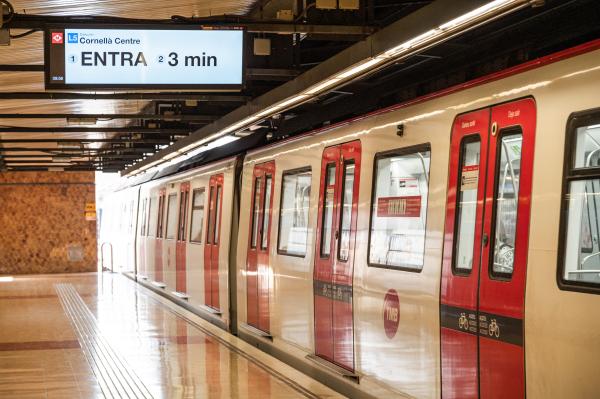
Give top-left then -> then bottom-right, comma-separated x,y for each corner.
0,272 -> 344,399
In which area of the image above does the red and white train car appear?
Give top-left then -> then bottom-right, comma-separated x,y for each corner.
102,40 -> 600,398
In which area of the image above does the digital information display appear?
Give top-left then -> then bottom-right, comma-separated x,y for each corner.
45,26 -> 244,90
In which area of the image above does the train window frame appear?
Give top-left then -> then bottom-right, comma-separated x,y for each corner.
451,134 -> 481,277
189,188 -> 206,244
338,160 -> 356,263
213,185 -> 223,244
558,108 -> 600,295
261,174 -> 273,250
140,198 -> 148,237
488,127 -> 523,281
367,143 -> 432,273
320,162 -> 337,259
165,193 -> 178,240
250,176 -> 262,249
146,197 -> 154,237
277,166 -> 312,258
156,193 -> 166,239
177,189 -> 189,242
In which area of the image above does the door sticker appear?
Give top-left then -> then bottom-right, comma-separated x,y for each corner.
383,289 -> 400,339
460,165 -> 479,191
377,196 -> 421,217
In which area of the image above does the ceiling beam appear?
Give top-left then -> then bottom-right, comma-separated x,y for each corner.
0,65 -> 44,72
0,65 -> 300,79
0,138 -> 171,144
1,154 -> 143,159
0,113 -> 219,121
0,93 -> 248,101
0,147 -> 156,153
7,15 -> 376,36
0,127 -> 190,134
6,167 -> 108,171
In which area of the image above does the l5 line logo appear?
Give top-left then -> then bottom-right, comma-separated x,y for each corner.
67,33 -> 79,44
51,32 -> 63,44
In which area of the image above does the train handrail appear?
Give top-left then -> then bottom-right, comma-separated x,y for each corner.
568,269 -> 600,274
580,251 -> 600,269
100,242 -> 114,272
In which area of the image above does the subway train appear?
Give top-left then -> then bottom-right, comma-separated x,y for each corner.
100,39 -> 600,399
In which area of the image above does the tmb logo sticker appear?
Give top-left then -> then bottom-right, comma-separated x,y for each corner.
51,32 -> 63,44
67,33 -> 78,43
383,289 -> 400,339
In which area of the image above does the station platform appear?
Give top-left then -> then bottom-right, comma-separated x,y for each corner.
0,272 -> 344,399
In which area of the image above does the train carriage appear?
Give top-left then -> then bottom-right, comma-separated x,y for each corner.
100,40 -> 600,398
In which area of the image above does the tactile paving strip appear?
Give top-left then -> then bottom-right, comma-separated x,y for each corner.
55,283 -> 153,399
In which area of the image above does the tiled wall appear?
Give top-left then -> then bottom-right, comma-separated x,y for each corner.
0,172 -> 97,274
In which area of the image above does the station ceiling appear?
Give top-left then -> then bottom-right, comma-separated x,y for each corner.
0,0 -> 599,173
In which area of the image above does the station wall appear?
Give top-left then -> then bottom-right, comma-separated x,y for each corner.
0,172 -> 97,274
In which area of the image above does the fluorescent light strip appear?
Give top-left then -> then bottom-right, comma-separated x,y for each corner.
162,152 -> 180,161
304,78 -> 341,95
336,58 -> 386,79
439,0 -> 512,30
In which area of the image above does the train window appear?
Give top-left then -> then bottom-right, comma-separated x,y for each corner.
214,186 -> 222,244
320,163 -> 337,258
338,162 -> 355,262
368,145 -> 431,271
177,190 -> 189,241
261,175 -> 273,250
278,168 -> 311,257
189,189 -> 205,243
140,198 -> 147,236
128,201 -> 135,234
146,198 -> 154,237
157,194 -> 165,238
560,114 -> 600,291
490,132 -> 523,278
147,197 -> 157,237
251,178 -> 262,248
166,193 -> 178,240
453,138 -> 481,273
206,187 -> 215,244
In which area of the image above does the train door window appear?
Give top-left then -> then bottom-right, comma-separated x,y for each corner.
338,162 -> 355,262
120,203 -> 126,230
560,113 -> 600,290
166,193 -> 178,240
140,198 -> 148,236
251,178 -> 262,248
454,138 -> 481,272
157,194 -> 165,238
146,198 -> 154,237
320,163 -> 337,258
190,188 -> 205,243
128,200 -> 135,234
278,168 -> 311,257
213,186 -> 223,244
369,145 -> 431,270
177,189 -> 189,241
490,132 -> 523,278
261,175 -> 273,250
206,187 -> 215,244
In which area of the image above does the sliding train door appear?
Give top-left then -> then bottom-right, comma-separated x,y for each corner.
314,140 -> 361,371
204,174 -> 224,310
440,98 -> 536,399
246,161 -> 275,333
